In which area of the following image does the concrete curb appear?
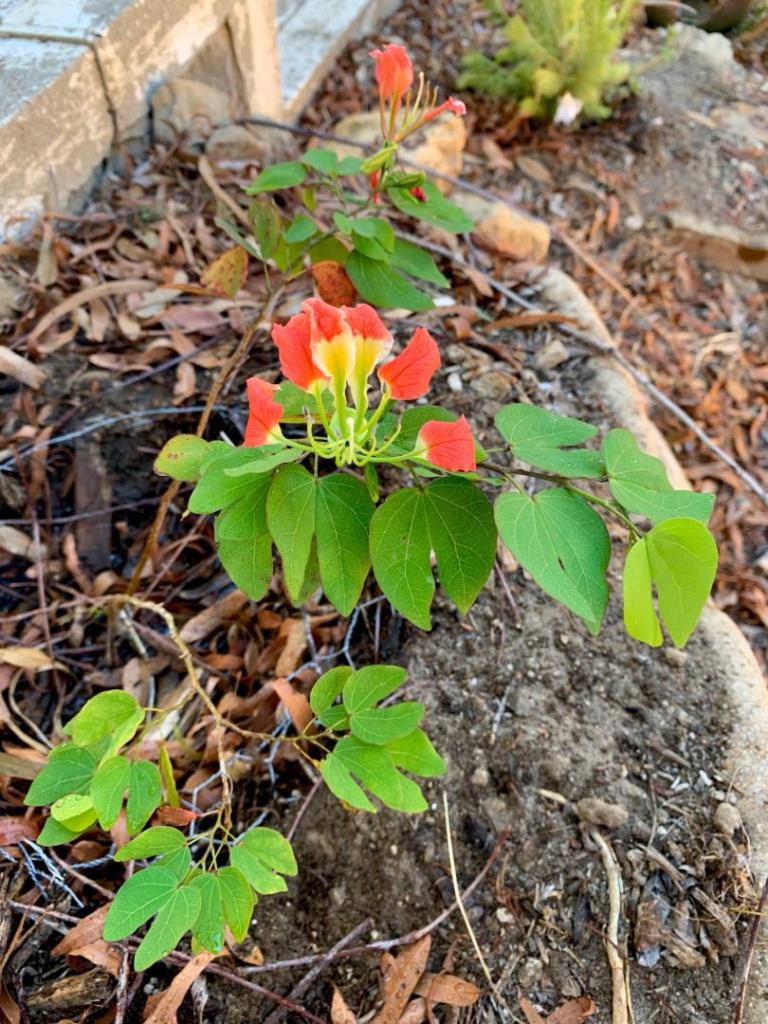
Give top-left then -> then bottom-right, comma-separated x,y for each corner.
533,265 -> 768,1024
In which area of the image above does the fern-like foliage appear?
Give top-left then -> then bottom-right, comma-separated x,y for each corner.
459,0 -> 640,123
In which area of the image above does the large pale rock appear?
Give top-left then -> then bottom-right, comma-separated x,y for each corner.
327,110 -> 466,193
152,79 -> 234,145
455,194 -> 550,263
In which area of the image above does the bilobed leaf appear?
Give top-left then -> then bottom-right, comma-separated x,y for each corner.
623,539 -> 663,647
134,884 -> 201,971
624,518 -> 717,648
387,182 -> 474,233
310,666 -> 353,720
115,826 -> 186,863
50,794 -> 97,831
267,464 -> 316,603
346,252 -> 433,313
231,844 -> 286,894
64,691 -> 143,749
91,756 -> 131,829
604,429 -> 714,524
201,247 -> 248,299
187,448 -> 264,514
103,866 -> 179,941
25,745 -> 96,806
217,866 -> 254,942
390,238 -> 450,286
370,490 -> 434,629
224,448 -> 303,477
154,435 -> 209,481
385,729 -> 446,778
245,161 -> 307,194
231,828 -> 296,894
126,761 -> 162,835
495,488 -> 610,632
350,703 -> 425,745
301,147 -> 338,175
215,475 -> 273,600
189,874 -> 226,954
320,752 -> 376,812
334,737 -> 427,814
315,474 -> 375,615
156,846 -> 192,880
37,816 -> 85,846
495,404 -> 603,478
342,665 -> 407,714
424,478 -> 496,613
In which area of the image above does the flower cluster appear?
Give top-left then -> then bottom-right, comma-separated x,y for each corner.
244,298 -> 476,473
370,44 -> 466,144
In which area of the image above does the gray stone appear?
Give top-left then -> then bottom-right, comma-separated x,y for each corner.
576,797 -> 629,829
713,802 -> 742,838
152,78 -> 233,144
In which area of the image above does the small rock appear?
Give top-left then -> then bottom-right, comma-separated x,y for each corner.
518,957 -> 543,989
470,370 -> 510,400
454,194 -> 550,263
496,906 -> 514,925
713,802 -> 741,838
625,213 -> 645,232
481,796 -> 515,833
662,647 -> 689,668
471,766 -> 490,787
510,689 -> 537,718
535,338 -> 570,370
152,78 -> 233,145
447,370 -> 463,392
576,797 -> 629,829
206,124 -> 271,162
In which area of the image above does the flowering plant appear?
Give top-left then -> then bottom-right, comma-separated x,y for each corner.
221,44 -> 473,312
157,297 -> 719,646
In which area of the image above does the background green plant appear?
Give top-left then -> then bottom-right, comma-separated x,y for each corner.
459,0 -> 640,122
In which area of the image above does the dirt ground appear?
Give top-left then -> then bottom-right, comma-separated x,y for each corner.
1,4 -> 766,1024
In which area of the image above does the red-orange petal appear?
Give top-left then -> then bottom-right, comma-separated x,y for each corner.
272,313 -> 327,392
378,327 -> 440,400
422,97 -> 467,122
244,377 -> 283,447
369,44 -> 413,106
342,303 -> 391,348
417,416 -> 476,472
305,296 -> 347,342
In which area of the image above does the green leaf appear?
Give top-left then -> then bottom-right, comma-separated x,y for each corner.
385,729 -> 446,777
308,237 -> 350,265
294,536 -> 321,605
351,231 -> 391,263
423,478 -> 496,613
224,448 -> 303,477
370,490 -> 434,629
25,745 -> 96,806
495,404 -> 603,478
217,866 -> 254,942
115,826 -> 186,863
188,448 -> 270,514
249,199 -> 282,260
334,736 -> 427,814
346,252 -> 433,313
495,488 -> 610,632
37,816 -> 85,846
266,464 -> 316,603
215,217 -> 262,260
245,161 -> 307,194
103,866 -> 179,941
156,846 -> 192,880
231,827 -> 296,894
351,217 -> 395,252
390,238 -> 450,286
154,435 -> 209,481
604,430 -> 714,524
126,761 -> 162,835
342,665 -> 407,714
387,181 -> 474,233
134,884 -> 201,971
284,214 -> 317,244
350,703 -> 424,745
310,666 -> 353,720
315,473 -> 375,616
337,155 -> 365,176
624,518 -> 717,648
189,874 -> 226,954
91,756 -> 131,829
301,148 -> 338,175
64,691 -> 143,749
215,476 -> 274,600
50,794 -> 97,831
320,752 -> 376,812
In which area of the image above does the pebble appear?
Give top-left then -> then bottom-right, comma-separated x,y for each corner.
576,797 -> 629,829
535,338 -> 570,370
713,801 -> 742,837
662,647 -> 689,668
471,766 -> 490,787
496,907 -> 515,925
470,370 -> 511,400
447,370 -> 463,392
518,957 -> 544,989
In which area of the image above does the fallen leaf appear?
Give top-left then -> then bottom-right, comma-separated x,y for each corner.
0,817 -> 38,846
312,261 -> 356,306
331,986 -> 357,1024
66,938 -> 122,978
179,591 -> 249,643
154,806 -> 200,827
274,618 -> 308,676
201,247 -> 249,300
271,678 -> 313,733
520,996 -> 547,1024
547,996 -> 597,1024
414,973 -> 479,1006
0,981 -> 21,1024
373,936 -> 431,1024
53,905 -> 111,957
0,346 -> 46,389
0,648 -> 59,672
143,953 -> 214,1024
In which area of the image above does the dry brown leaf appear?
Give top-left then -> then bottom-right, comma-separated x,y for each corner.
414,973 -> 480,1007
312,261 -> 357,306
143,953 -> 214,1024
0,981 -> 21,1024
53,905 -> 110,957
28,279 -> 156,344
179,591 -> 249,643
0,648 -> 59,672
515,154 -> 554,185
520,996 -> 547,1024
274,618 -> 308,676
331,986 -> 358,1024
201,247 -> 249,300
66,938 -> 122,978
271,678 -> 313,733
373,936 -> 431,1024
546,996 -> 597,1024
0,346 -> 46,389
0,817 -> 38,846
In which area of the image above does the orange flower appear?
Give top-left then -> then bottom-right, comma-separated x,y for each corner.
378,327 -> 440,400
343,303 -> 393,403
305,297 -> 357,386
422,97 -> 466,123
417,416 -> 476,472
370,44 -> 413,111
244,377 -> 283,447
272,313 -> 328,392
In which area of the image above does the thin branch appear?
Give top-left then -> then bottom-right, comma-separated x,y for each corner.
733,873 -> 768,1024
